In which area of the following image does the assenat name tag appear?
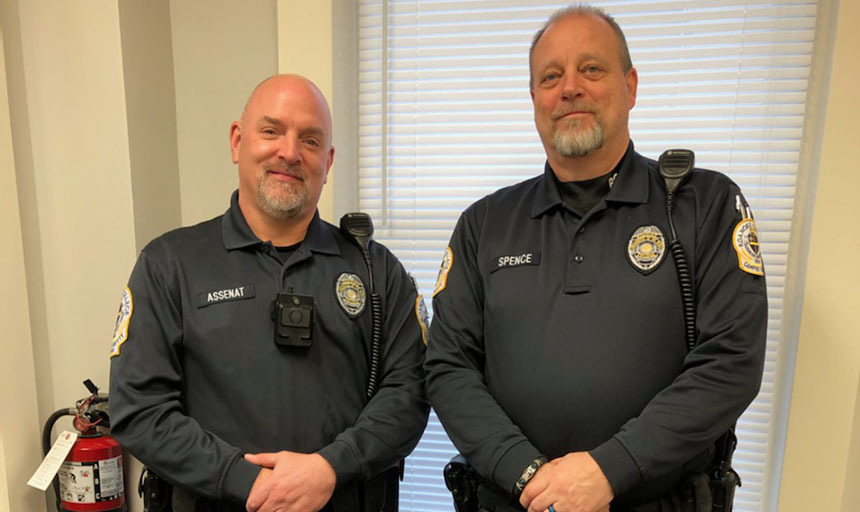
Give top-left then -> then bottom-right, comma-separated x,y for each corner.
197,284 -> 255,308
492,251 -> 541,272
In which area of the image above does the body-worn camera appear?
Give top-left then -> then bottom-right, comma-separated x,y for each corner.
272,292 -> 314,347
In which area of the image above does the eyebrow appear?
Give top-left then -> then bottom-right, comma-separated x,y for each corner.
302,127 -> 326,139
257,116 -> 325,138
258,116 -> 285,128
537,53 -> 607,70
577,53 -> 607,64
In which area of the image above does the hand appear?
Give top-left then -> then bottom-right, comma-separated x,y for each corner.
519,452 -> 614,512
244,451 -> 336,512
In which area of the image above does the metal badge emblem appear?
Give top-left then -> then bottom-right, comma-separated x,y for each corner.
336,272 -> 366,318
732,218 -> 764,276
627,225 -> 666,274
433,246 -> 453,297
109,286 -> 133,358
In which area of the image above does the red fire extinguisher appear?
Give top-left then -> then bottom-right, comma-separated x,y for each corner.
43,380 -> 126,512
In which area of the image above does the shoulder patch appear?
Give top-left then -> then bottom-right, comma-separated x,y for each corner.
433,247 -> 453,297
415,294 -> 429,346
408,272 -> 429,344
109,286 -> 133,358
627,225 -> 666,274
336,272 -> 367,318
732,218 -> 764,276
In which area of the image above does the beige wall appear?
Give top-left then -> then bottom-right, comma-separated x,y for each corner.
779,0 -> 860,510
6,0 -> 139,430
0,9 -> 43,510
842,375 -> 860,510
118,0 -> 182,250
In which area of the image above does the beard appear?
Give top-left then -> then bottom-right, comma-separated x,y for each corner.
255,162 -> 309,220
552,112 -> 604,157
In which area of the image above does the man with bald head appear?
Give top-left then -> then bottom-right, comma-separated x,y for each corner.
426,5 -> 766,512
109,75 -> 429,512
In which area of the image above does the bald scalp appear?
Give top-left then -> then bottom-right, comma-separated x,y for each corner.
239,74 -> 332,129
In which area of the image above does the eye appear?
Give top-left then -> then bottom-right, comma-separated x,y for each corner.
583,64 -> 604,76
261,128 -> 278,136
303,138 -> 321,148
541,72 -> 560,84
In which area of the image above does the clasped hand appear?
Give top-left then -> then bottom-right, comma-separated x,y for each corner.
519,452 -> 613,512
244,450 -> 336,512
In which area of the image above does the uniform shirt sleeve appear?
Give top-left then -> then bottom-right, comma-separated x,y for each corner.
109,245 -> 259,503
317,247 -> 430,485
425,204 -> 542,493
590,180 -> 768,496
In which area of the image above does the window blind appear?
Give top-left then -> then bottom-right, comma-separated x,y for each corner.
357,2 -> 817,510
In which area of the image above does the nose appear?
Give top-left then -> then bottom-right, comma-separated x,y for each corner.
277,135 -> 301,164
560,72 -> 583,101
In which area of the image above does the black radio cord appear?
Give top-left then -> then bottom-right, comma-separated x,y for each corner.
359,247 -> 383,399
666,193 -> 697,352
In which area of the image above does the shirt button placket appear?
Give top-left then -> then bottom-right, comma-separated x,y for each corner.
564,217 -> 592,293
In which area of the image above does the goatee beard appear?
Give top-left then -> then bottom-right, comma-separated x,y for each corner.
553,120 -> 604,157
256,164 -> 308,219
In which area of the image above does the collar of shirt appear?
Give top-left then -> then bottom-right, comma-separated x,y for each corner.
530,141 -> 650,218
220,189 -> 341,257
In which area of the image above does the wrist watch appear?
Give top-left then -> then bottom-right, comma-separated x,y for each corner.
513,455 -> 549,496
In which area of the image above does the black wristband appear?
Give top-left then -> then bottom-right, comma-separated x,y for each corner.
513,455 -> 548,496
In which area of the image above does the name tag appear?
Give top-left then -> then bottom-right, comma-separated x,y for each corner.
196,284 -> 256,308
492,251 -> 541,272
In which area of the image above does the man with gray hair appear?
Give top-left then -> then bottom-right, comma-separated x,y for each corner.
426,5 -> 766,512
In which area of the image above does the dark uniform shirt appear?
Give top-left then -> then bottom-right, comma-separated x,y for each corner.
425,143 -> 767,506
109,191 -> 429,507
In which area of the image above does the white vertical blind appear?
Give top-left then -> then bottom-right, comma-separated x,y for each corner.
358,2 -> 817,511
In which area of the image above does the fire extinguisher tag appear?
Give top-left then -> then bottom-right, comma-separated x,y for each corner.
27,430 -> 78,491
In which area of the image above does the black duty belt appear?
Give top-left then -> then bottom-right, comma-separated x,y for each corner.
473,472 -> 712,512
161,465 -> 400,512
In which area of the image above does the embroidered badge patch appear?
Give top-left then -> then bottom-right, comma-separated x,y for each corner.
109,286 -> 133,358
627,225 -> 666,274
732,218 -> 764,276
336,272 -> 366,317
415,295 -> 429,345
433,247 -> 453,297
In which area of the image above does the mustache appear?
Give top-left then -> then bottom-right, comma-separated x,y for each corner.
263,162 -> 304,180
552,104 -> 596,120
